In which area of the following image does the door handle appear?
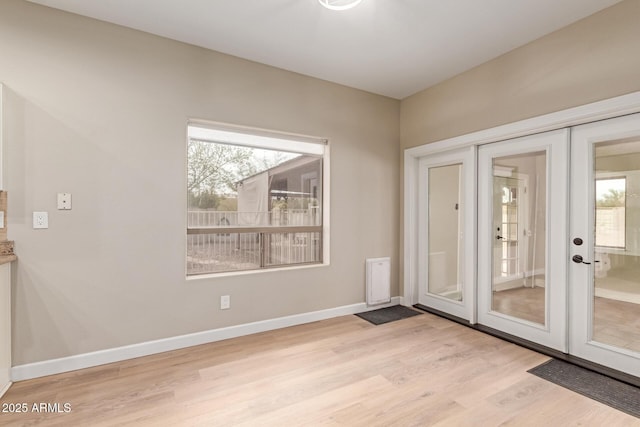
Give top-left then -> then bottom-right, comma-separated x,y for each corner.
572,255 -> 600,265
496,235 -> 505,240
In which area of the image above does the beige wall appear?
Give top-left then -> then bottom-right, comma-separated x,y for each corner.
4,0 -> 637,367
0,0 -> 400,365
400,0 -> 640,290
401,0 -> 640,149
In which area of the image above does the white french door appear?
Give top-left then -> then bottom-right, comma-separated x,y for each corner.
411,103 -> 640,378
569,112 -> 640,377
417,148 -> 475,321
478,130 -> 569,351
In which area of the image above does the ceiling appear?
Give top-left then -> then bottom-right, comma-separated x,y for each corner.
26,0 -> 623,99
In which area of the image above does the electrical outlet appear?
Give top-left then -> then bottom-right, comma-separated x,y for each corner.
220,295 -> 230,310
33,212 -> 49,229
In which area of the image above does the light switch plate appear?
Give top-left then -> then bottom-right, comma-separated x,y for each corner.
220,295 -> 230,310
33,212 -> 48,229
57,193 -> 72,210
0,211 -> 4,229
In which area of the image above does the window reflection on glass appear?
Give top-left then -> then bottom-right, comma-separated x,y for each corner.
491,151 -> 546,325
595,178 -> 626,249
593,140 -> 640,353
428,164 -> 463,301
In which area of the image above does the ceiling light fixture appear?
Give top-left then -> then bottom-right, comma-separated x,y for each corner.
318,0 -> 363,11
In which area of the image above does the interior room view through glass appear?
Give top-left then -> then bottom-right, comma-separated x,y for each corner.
428,163 -> 463,302
592,138 -> 640,353
491,151 -> 547,326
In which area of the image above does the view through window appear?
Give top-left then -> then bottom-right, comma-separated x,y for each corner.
187,123 -> 326,275
595,177 -> 626,248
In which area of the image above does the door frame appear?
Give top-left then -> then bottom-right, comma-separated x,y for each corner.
404,91 -> 640,310
569,113 -> 640,378
477,130 -> 569,352
416,147 -> 476,321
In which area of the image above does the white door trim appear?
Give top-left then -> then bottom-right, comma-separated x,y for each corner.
569,113 -> 640,377
404,91 -> 640,311
477,129 -> 569,352
416,147 -> 476,321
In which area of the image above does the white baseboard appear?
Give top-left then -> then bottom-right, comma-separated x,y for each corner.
595,288 -> 640,304
11,297 -> 401,382
493,277 -> 525,292
493,269 -> 546,292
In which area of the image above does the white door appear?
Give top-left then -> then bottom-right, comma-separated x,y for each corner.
417,147 -> 475,321
478,130 -> 569,351
569,113 -> 640,377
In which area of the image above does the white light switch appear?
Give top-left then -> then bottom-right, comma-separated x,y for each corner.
220,295 -> 230,310
33,212 -> 48,229
57,193 -> 72,210
0,211 -> 4,229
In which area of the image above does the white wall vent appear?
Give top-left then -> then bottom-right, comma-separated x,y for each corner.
366,257 -> 391,306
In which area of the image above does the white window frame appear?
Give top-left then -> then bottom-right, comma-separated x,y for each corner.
186,120 -> 330,278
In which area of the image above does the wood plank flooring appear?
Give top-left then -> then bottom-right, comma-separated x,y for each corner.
492,286 -> 640,353
492,286 -> 546,325
594,297 -> 640,353
1,311 -> 638,426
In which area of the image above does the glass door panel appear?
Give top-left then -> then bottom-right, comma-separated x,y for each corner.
491,152 -> 546,326
478,130 -> 568,351
594,144 -> 640,353
417,148 -> 475,321
571,113 -> 640,377
428,164 -> 463,301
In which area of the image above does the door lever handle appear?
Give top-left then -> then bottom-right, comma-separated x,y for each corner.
496,235 -> 505,240
573,255 -> 590,264
572,255 -> 600,265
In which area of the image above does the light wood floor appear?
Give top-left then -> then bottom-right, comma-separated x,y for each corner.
493,286 -> 640,353
594,297 -> 640,353
493,286 -> 546,325
1,312 -> 638,426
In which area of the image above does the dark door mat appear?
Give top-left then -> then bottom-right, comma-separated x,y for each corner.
355,305 -> 422,325
528,358 -> 640,418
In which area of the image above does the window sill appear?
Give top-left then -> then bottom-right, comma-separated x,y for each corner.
186,261 -> 330,281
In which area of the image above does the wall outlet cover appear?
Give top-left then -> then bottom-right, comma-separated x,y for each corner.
33,212 -> 48,229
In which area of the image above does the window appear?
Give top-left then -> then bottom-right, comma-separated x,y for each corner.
186,122 -> 328,275
595,177 -> 626,248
